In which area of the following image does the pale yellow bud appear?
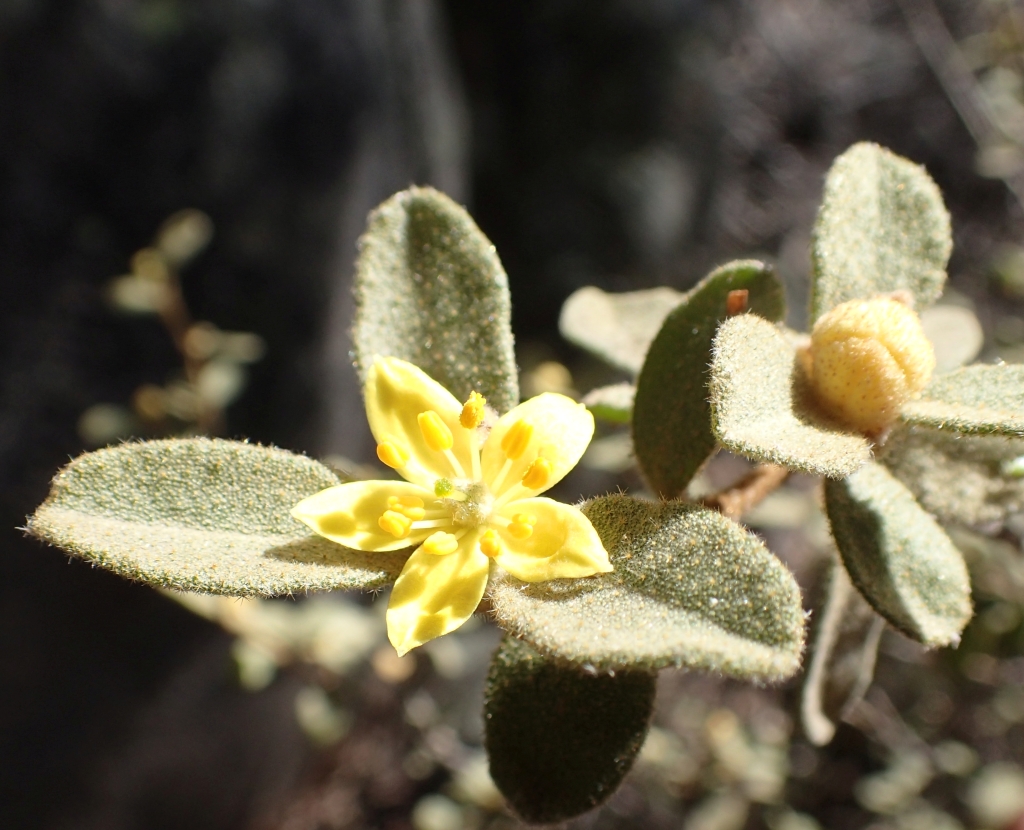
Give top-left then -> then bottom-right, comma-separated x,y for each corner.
806,296 -> 935,435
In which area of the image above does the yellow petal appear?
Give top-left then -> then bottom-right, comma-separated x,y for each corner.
365,357 -> 475,487
481,393 -> 594,497
291,481 -> 438,552
492,498 -> 612,582
386,531 -> 489,655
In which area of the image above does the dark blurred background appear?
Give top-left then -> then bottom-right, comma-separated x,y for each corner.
3,1 -> 1023,828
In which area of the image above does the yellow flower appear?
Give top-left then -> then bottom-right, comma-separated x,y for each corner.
292,357 -> 613,656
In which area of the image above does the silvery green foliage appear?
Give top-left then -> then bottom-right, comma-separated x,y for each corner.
484,636 -> 656,824
582,382 -> 635,424
490,494 -> 806,681
825,462 -> 972,648
632,260 -> 785,497
811,142 -> 951,321
29,439 -> 408,596
353,186 -> 519,414
901,365 -> 1024,436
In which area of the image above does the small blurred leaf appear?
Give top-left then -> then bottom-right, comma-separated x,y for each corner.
901,364 -> 1024,437
490,494 -> 806,681
156,208 -> 214,268
880,424 -> 1024,527
196,360 -> 246,409
354,187 -> 518,414
811,143 -> 951,321
582,382 -> 635,424
709,314 -> 871,478
801,559 -> 883,746
107,275 -> 170,313
29,439 -> 408,596
484,636 -> 655,823
559,285 -> 684,374
920,304 -> 984,372
825,461 -> 972,647
634,260 -> 786,497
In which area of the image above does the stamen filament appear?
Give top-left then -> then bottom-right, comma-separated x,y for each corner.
490,457 -> 514,493
411,518 -> 455,530
443,448 -> 466,479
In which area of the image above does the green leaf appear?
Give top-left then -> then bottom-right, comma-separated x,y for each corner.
582,382 -> 635,424
490,494 -> 806,681
801,559 -> 883,746
900,365 -> 1024,437
810,142 -> 951,321
353,187 -> 518,414
559,285 -> 684,374
709,314 -> 872,478
484,636 -> 656,824
633,260 -> 786,497
28,439 -> 408,596
825,461 -> 972,647
920,304 -> 984,373
880,424 -> 1024,527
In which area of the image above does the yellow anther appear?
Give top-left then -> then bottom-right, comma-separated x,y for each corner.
507,513 -> 537,540
376,441 -> 409,469
386,495 -> 426,521
460,391 -> 487,430
421,531 -> 459,556
378,510 -> 412,538
521,457 -> 553,490
418,410 -> 454,452
501,419 -> 534,460
480,529 -> 501,558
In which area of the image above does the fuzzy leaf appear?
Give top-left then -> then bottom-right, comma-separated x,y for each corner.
901,365 -> 1024,437
825,461 -> 972,647
490,494 -> 806,681
801,559 -> 883,746
633,260 -> 786,497
28,439 -> 408,596
920,304 -> 984,373
582,382 -> 635,424
881,424 -> 1024,527
559,285 -> 684,374
811,142 -> 951,321
354,187 -> 518,414
484,636 -> 656,824
709,314 -> 871,478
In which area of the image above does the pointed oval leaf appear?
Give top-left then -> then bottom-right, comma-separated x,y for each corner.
880,424 -> 1024,527
825,461 -> 972,647
582,382 -> 635,424
633,260 -> 786,497
709,314 -> 871,478
485,636 -> 656,824
559,285 -> 684,374
901,364 -> 1024,437
490,494 -> 806,681
811,142 -> 951,321
354,187 -> 518,413
28,439 -> 408,596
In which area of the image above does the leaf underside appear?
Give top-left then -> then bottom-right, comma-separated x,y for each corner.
490,494 -> 806,681
582,382 -> 635,424
901,364 -> 1024,437
28,439 -> 408,596
353,186 -> 519,414
633,260 -> 786,498
484,636 -> 656,824
709,314 -> 872,478
810,142 -> 951,321
825,461 -> 972,647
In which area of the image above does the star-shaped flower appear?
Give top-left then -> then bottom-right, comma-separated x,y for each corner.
292,357 -> 613,655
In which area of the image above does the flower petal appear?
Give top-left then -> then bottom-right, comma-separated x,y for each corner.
291,481 -> 438,552
481,393 -> 594,497
493,498 -> 612,582
365,357 -> 476,487
386,531 -> 489,655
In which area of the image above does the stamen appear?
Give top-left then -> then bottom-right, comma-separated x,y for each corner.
480,529 -> 501,558
521,456 -> 553,490
460,392 -> 486,430
376,441 -> 409,469
418,411 -> 454,452
421,531 -> 460,556
378,510 -> 412,538
501,419 -> 534,460
507,513 -> 537,540
443,448 -> 467,479
410,518 -> 453,530
386,495 -> 426,521
490,457 -> 514,493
